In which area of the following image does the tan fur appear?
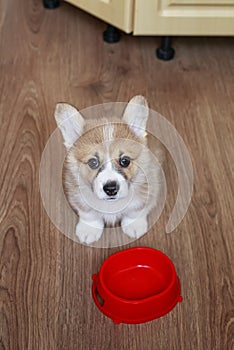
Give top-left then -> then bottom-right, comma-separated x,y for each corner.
66,119 -> 145,185
72,119 -> 143,160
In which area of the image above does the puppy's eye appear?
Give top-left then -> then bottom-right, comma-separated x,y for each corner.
119,155 -> 131,168
88,158 -> 100,169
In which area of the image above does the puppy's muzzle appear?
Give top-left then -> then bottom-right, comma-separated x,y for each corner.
103,181 -> 120,197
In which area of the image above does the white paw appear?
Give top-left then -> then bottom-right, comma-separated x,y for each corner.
75,220 -> 104,244
121,216 -> 148,239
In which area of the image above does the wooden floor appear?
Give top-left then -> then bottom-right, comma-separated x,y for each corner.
0,1 -> 233,349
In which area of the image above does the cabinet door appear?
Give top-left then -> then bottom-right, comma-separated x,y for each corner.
65,0 -> 133,33
134,0 -> 234,35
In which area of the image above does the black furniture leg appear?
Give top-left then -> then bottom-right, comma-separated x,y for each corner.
103,25 -> 121,43
156,36 -> 175,61
43,0 -> 60,9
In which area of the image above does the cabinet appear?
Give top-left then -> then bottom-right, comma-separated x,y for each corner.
65,0 -> 133,33
65,0 -> 234,35
134,0 -> 234,35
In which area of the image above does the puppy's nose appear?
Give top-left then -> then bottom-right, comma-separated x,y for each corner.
103,181 -> 119,196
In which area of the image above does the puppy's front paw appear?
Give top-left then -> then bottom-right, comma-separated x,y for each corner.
75,220 -> 104,244
121,216 -> 148,239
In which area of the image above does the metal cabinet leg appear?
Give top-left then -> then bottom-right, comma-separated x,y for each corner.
103,25 -> 121,43
43,0 -> 60,9
156,36 -> 175,61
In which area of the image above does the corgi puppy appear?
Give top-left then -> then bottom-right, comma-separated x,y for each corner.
55,96 -> 162,244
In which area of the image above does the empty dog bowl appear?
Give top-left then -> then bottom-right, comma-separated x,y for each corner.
92,247 -> 182,324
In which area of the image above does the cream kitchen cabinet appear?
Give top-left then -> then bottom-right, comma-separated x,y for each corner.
135,0 -> 234,36
59,0 -> 234,35
63,0 -> 134,33
43,0 -> 234,59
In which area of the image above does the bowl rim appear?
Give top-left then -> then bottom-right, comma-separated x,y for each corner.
98,246 -> 178,303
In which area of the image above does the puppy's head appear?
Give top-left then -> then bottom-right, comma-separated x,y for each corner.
55,96 -> 149,202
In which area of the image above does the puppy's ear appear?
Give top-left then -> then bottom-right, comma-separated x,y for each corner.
55,103 -> 84,148
123,95 -> 149,138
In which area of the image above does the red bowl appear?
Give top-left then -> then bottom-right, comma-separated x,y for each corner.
92,247 -> 182,324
